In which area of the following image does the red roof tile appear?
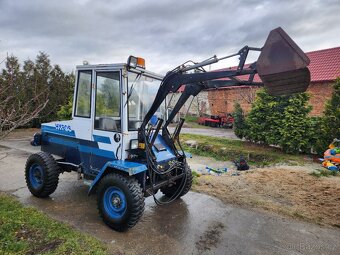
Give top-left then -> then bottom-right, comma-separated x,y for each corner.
177,46 -> 340,92
307,47 -> 340,82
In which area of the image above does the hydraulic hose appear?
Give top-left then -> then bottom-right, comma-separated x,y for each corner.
141,130 -> 188,205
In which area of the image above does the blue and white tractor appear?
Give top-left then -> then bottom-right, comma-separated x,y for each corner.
25,27 -> 311,231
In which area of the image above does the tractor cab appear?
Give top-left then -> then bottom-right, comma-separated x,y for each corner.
73,59 -> 165,159
38,58 -> 169,179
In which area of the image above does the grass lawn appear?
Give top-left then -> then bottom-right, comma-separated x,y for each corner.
184,116 -> 199,123
184,121 -> 210,129
180,133 -> 306,166
0,193 -> 107,255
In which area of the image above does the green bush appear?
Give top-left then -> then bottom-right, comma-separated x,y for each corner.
233,102 -> 247,139
57,76 -> 74,121
57,97 -> 73,120
244,89 -> 284,145
243,89 -> 315,154
279,93 -> 314,153
314,78 -> 340,154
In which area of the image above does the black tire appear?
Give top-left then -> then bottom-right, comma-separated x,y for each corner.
97,173 -> 145,232
25,152 -> 60,198
160,163 -> 193,198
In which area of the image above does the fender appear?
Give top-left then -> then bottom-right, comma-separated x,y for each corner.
88,160 -> 147,195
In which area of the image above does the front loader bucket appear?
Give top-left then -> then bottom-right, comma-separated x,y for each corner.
257,27 -> 310,96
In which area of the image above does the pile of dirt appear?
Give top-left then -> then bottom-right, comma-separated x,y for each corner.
193,166 -> 340,227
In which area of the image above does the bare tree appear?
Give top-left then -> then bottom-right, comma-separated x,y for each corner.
0,56 -> 48,139
238,86 -> 258,104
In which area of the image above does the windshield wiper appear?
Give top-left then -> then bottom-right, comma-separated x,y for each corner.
126,73 -> 141,106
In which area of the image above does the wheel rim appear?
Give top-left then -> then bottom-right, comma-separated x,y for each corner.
103,187 -> 127,219
29,164 -> 44,189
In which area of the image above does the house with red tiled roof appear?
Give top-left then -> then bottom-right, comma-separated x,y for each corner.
173,46 -> 340,116
303,47 -> 340,115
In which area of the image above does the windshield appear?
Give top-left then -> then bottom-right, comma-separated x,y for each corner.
127,72 -> 165,130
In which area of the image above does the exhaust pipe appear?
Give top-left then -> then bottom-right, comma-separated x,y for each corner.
257,27 -> 310,96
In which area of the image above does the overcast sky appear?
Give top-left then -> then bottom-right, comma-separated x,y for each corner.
0,0 -> 339,74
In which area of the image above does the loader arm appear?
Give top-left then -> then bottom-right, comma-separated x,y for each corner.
139,27 -> 310,132
140,63 -> 259,131
133,27 -> 310,200
163,66 -> 263,129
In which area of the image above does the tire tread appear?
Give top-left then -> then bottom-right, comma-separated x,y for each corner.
160,163 -> 193,198
25,152 -> 59,198
97,173 -> 145,232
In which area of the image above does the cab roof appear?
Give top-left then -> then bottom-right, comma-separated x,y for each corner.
76,63 -> 164,81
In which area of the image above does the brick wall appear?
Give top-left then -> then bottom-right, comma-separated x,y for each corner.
207,86 -> 259,115
206,82 -> 334,116
306,82 -> 334,116
168,82 -> 334,119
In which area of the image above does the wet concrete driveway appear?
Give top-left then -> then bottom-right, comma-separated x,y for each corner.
0,138 -> 339,255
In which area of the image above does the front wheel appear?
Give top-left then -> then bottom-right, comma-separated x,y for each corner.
160,163 -> 193,199
97,173 -> 145,232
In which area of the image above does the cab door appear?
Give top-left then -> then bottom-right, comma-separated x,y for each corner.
73,70 -> 93,141
90,70 -> 123,171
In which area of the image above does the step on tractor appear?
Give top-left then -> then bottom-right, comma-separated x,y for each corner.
25,27 -> 311,231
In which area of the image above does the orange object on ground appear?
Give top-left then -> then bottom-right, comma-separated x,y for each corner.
324,149 -> 340,164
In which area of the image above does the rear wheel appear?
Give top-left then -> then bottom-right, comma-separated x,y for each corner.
25,152 -> 60,198
97,173 -> 145,232
160,163 -> 192,198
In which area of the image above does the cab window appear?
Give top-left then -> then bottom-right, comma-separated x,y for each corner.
94,72 -> 121,131
75,70 -> 92,118
127,72 -> 164,130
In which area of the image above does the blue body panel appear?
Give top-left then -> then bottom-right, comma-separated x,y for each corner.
88,160 -> 147,194
41,125 -> 116,176
105,160 -> 148,174
40,125 -> 189,195
93,134 -> 111,144
152,134 -> 176,163
42,125 -> 76,137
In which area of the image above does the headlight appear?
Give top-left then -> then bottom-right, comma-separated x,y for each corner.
130,139 -> 138,150
128,56 -> 137,68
